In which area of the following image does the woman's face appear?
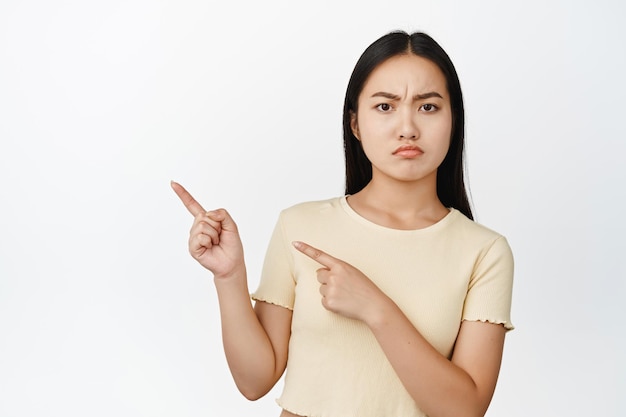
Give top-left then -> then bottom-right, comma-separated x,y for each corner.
351,54 -> 452,187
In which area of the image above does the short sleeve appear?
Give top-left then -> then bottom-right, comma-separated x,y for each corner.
250,213 -> 296,310
462,236 -> 515,331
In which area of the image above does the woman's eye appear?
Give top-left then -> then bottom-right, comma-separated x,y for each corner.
376,103 -> 392,112
421,103 -> 437,112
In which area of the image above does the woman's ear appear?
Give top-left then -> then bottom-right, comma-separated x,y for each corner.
350,111 -> 360,140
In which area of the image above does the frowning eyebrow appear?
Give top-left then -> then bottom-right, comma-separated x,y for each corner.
371,91 -> 443,100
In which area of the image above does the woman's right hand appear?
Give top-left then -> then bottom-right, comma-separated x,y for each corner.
171,181 -> 244,279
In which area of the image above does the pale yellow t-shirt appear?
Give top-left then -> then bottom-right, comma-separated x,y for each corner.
251,197 -> 514,417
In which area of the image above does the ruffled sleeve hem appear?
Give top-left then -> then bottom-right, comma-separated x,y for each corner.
250,293 -> 294,311
463,317 -> 515,332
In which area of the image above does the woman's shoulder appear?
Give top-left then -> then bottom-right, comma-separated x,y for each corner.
279,196 -> 344,218
449,209 -> 510,248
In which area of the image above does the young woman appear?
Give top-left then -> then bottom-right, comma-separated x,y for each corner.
172,30 -> 514,417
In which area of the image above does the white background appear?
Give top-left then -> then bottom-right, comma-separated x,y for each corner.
1,1 -> 624,416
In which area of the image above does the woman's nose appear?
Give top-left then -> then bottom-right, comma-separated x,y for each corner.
398,108 -> 419,140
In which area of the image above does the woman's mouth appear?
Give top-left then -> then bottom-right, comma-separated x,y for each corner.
393,145 -> 424,158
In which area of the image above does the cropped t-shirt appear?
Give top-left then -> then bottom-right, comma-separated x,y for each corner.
251,197 -> 514,417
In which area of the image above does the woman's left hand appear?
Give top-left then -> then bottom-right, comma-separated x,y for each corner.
292,241 -> 389,324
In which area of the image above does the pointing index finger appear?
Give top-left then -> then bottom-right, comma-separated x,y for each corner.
171,181 -> 206,217
292,241 -> 337,268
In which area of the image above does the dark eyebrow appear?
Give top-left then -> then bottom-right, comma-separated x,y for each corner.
414,91 -> 443,100
370,91 -> 443,100
371,92 -> 400,100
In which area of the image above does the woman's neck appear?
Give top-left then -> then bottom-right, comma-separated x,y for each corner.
347,176 -> 448,230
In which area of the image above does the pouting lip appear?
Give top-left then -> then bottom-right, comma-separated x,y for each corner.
393,144 -> 424,155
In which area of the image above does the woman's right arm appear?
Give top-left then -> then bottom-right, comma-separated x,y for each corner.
214,273 -> 292,400
171,181 -> 291,400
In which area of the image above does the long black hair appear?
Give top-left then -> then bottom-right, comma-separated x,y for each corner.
343,31 -> 473,220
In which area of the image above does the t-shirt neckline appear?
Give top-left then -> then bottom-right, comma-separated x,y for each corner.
339,195 -> 458,234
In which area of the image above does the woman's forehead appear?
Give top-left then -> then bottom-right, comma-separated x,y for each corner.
361,54 -> 448,97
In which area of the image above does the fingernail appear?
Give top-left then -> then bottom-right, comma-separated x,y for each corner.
292,241 -> 302,249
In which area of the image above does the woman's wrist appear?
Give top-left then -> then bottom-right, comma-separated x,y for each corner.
363,292 -> 399,330
213,265 -> 248,292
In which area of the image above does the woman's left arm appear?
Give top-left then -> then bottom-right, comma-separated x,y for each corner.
369,301 -> 505,417
292,241 -> 506,417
